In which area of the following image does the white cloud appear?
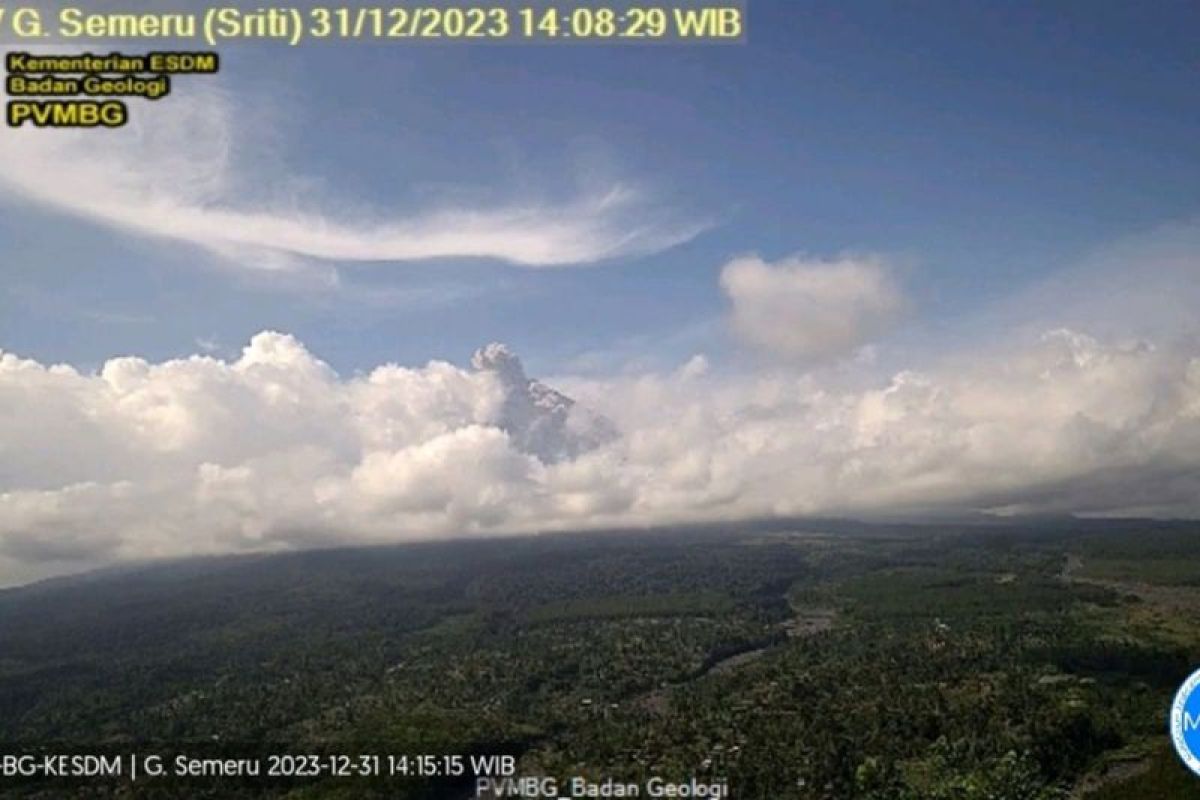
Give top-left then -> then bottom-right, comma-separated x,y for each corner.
0,80 -> 703,271
2,321 -> 1200,586
720,254 -> 905,361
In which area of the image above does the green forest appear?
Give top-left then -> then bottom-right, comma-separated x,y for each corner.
1,520 -> 1198,798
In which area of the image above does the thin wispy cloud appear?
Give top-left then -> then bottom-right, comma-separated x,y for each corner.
0,81 -> 704,273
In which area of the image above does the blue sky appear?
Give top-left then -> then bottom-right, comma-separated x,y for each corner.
3,2 -> 1200,583
3,1 -> 1198,374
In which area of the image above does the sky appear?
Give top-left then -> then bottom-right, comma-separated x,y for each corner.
1,1 -> 1200,586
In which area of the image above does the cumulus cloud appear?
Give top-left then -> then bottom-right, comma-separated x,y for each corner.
720,254 -> 905,361
0,80 -> 702,271
2,321 -> 1200,586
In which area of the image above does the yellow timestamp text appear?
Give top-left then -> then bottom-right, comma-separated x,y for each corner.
304,5 -> 745,43
0,5 -> 746,46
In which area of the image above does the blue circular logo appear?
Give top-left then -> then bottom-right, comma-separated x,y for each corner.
1171,667 -> 1200,776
